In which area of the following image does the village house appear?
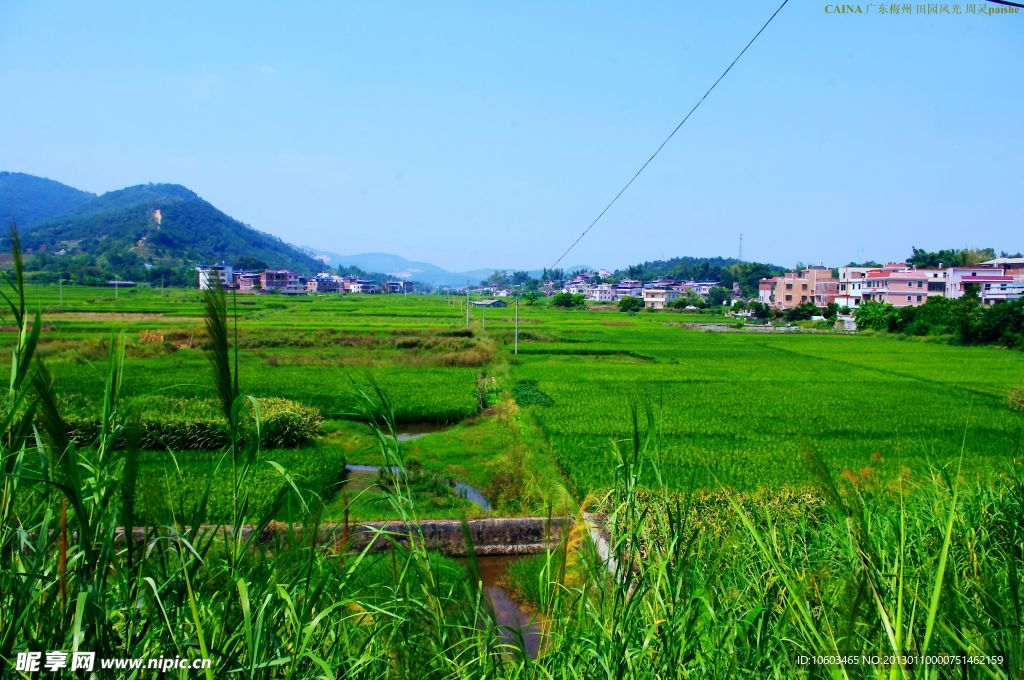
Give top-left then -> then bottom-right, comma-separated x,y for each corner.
833,267 -> 874,308
234,271 -> 261,292
196,263 -> 233,290
471,299 -> 507,308
349,279 -> 380,294
772,266 -> 834,310
586,283 -> 617,302
261,269 -> 306,294
306,273 -> 343,294
679,280 -> 720,297
945,264 -> 1023,304
642,287 -> 681,310
813,278 -> 840,308
860,265 -> 946,307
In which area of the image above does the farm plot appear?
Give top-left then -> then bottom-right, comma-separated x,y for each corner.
508,319 -> 1023,494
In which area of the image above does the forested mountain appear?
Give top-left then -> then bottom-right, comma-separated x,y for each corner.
0,172 -> 96,228
4,177 -> 322,285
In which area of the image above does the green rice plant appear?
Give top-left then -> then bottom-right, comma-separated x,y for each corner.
2,243 -> 1022,677
59,395 -> 322,450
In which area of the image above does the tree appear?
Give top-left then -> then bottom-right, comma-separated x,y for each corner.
486,270 -> 510,288
511,270 -> 532,285
908,246 -> 996,268
706,286 -> 731,307
668,291 -> 705,310
618,296 -> 643,313
854,301 -> 897,330
522,291 -> 540,305
823,302 -> 839,320
551,292 -> 586,308
235,255 -> 268,271
784,302 -> 818,322
749,302 -> 772,320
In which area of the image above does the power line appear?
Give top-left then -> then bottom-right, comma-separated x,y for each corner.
549,0 -> 790,270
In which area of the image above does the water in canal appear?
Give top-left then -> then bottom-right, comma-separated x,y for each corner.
475,555 -> 543,659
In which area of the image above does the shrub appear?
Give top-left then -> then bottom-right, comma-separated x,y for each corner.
243,397 -> 323,448
510,380 -> 554,407
1010,387 -> 1024,413
617,296 -> 643,313
551,292 -> 586,308
63,395 -> 321,450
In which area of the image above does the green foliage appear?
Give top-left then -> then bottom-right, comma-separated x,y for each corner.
0,171 -> 95,228
706,285 -> 731,307
14,182 -> 321,285
909,245 -> 997,268
667,290 -> 705,309
510,379 -> 554,406
783,301 -> 818,321
856,296 -> 1024,348
854,300 -> 897,330
61,396 -> 322,450
242,397 -> 323,448
551,292 -> 585,308
514,328 -> 1021,494
748,301 -> 772,319
617,295 -> 643,313
618,257 -> 784,297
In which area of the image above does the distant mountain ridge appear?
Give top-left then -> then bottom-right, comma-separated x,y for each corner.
305,249 -> 499,286
2,172 -> 323,285
0,172 -> 96,228
307,248 -> 593,286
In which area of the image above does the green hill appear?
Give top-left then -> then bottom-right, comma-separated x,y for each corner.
0,171 -> 96,228
9,180 -> 321,285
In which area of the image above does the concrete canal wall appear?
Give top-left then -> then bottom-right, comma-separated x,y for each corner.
119,516 -> 570,557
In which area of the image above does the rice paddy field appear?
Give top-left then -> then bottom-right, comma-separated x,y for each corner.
6,282 -> 1024,677
7,284 -> 1023,519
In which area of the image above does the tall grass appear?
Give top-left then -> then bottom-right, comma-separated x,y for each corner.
1,229 -> 1021,677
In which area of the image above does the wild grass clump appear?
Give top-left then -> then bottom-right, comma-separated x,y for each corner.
60,395 -> 322,450
1009,386 -> 1024,413
239,396 -> 322,448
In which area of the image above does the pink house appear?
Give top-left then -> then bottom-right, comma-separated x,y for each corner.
860,267 -> 946,307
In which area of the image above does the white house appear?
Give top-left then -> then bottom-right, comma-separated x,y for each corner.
642,288 -> 680,310
197,264 -> 233,290
585,283 -> 616,302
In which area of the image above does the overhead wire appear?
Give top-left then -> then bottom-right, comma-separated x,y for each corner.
548,0 -> 791,271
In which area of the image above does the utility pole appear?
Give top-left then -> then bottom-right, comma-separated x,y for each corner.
514,294 -> 519,355
738,233 -> 744,262
58,275 -> 63,305
482,306 -> 486,333
465,287 -> 470,327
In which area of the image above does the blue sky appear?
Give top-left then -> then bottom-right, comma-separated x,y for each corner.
1,1 -> 1021,271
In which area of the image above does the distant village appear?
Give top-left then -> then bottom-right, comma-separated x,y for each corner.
196,264 -> 412,295
756,259 -> 1024,310
197,258 -> 1024,311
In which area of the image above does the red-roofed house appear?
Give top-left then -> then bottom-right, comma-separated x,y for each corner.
860,267 -> 946,307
